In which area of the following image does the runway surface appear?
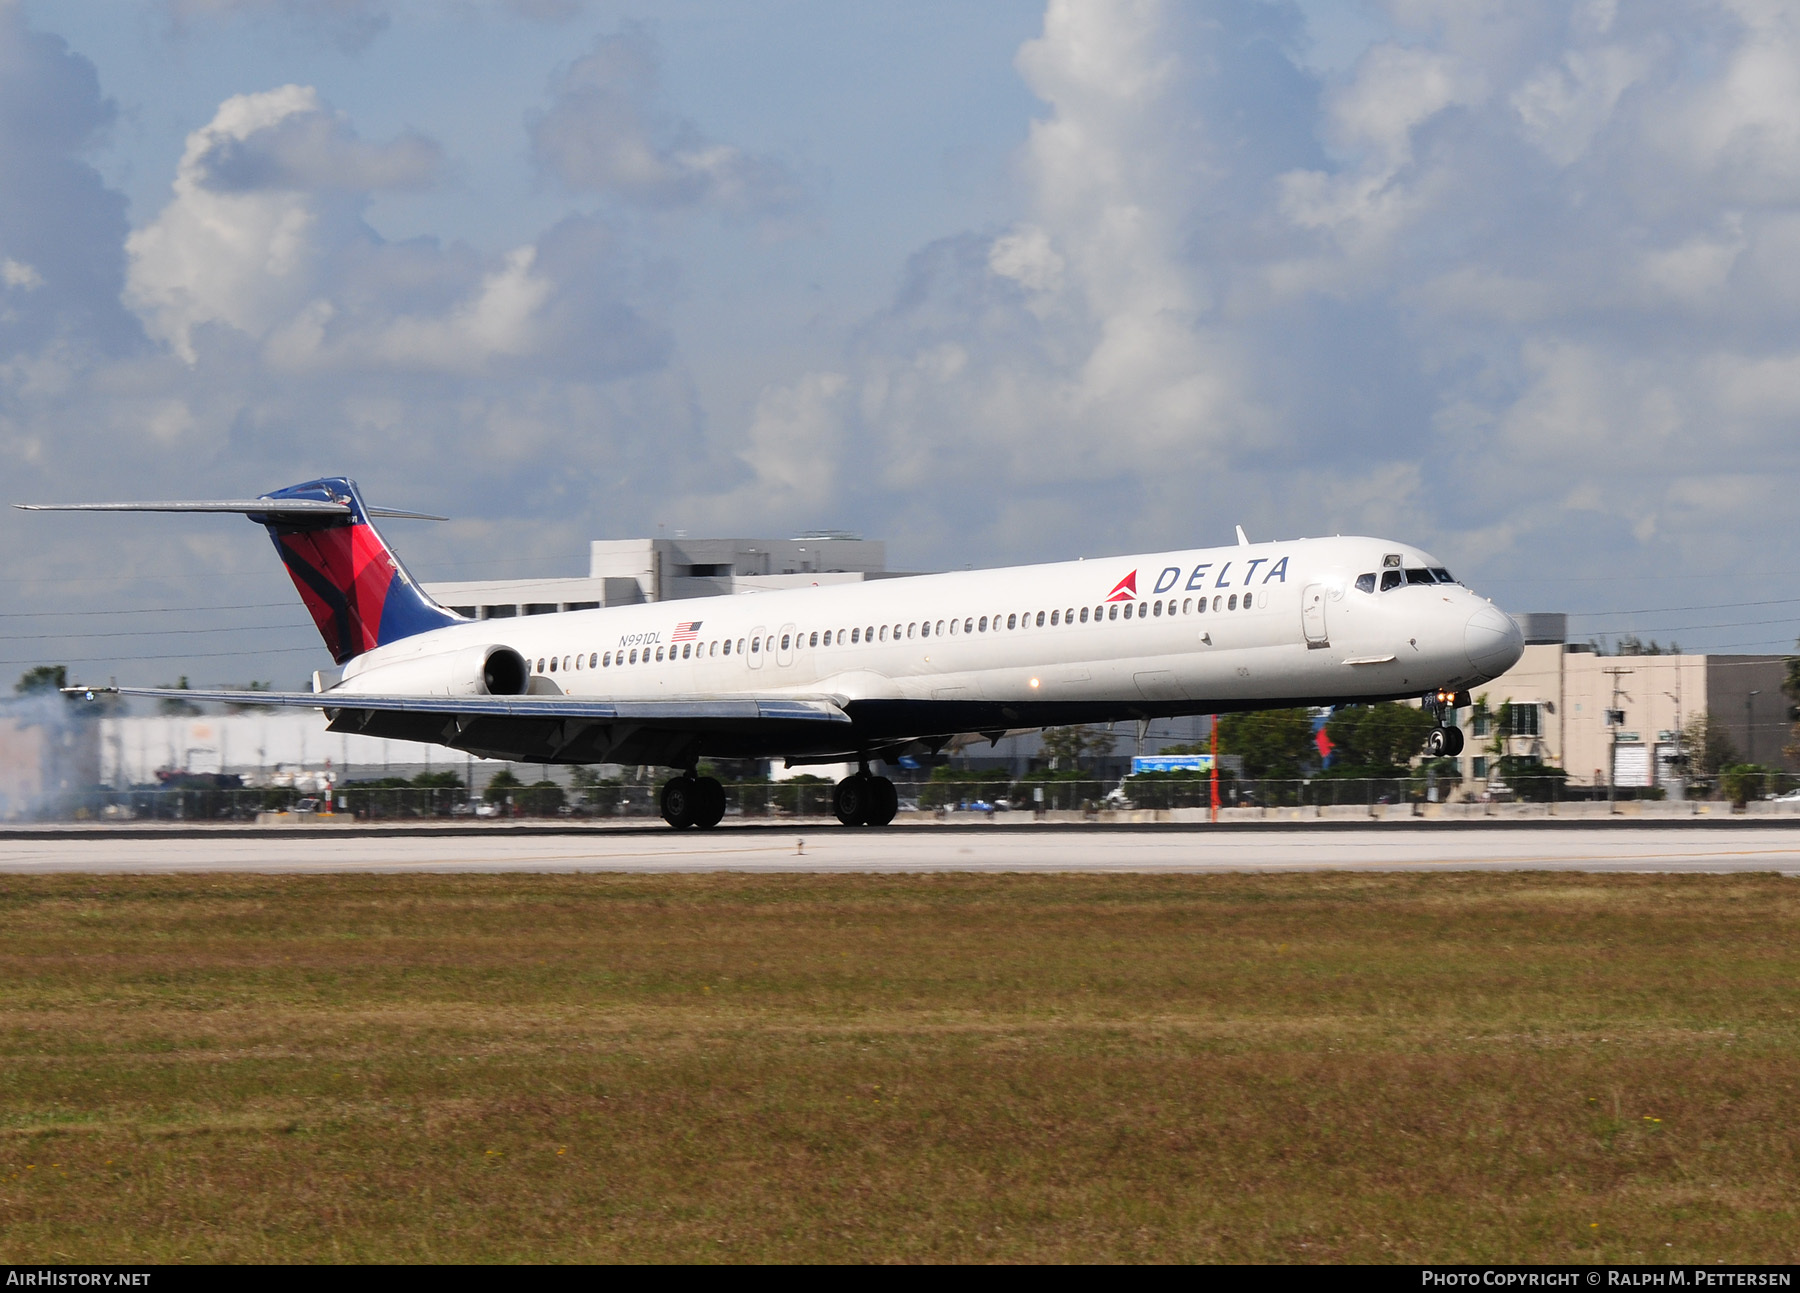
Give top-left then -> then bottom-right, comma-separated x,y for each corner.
4,824 -> 1800,874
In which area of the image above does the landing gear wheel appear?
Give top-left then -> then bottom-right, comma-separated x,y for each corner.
834,775 -> 872,827
867,776 -> 898,827
1440,726 -> 1464,757
660,775 -> 700,829
692,776 -> 726,829
1425,729 -> 1447,758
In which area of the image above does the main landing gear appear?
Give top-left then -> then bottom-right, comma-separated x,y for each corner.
1423,687 -> 1469,758
660,773 -> 726,830
833,771 -> 898,827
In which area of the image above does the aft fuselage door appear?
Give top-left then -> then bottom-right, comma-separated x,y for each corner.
776,623 -> 797,667
1301,583 -> 1329,647
748,625 -> 767,670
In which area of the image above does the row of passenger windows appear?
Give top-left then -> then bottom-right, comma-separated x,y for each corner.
532,592 -> 1263,675
1354,566 -> 1456,594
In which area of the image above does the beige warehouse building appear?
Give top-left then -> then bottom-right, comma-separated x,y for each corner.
1456,614 -> 1794,790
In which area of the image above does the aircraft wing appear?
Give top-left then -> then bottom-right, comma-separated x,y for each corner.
67,685 -> 853,766
68,685 -> 848,725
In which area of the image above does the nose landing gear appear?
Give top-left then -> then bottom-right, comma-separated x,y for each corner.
1423,688 -> 1470,759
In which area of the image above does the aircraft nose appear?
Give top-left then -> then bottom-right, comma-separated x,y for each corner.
1465,604 -> 1524,677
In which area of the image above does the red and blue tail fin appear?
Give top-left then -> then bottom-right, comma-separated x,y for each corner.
255,478 -> 461,664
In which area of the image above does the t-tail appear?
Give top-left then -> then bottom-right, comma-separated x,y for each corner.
15,476 -> 460,664
255,478 -> 460,663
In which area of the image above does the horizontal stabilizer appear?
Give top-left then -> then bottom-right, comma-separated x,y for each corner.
15,500 -> 445,520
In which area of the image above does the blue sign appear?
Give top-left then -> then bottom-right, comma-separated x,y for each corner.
1131,754 -> 1214,774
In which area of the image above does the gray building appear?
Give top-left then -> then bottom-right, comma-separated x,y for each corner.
425,532 -> 895,620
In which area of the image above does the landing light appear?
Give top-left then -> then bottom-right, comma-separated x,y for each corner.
1028,677 -> 1041,689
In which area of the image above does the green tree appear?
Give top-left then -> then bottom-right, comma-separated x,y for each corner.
1218,708 -> 1316,779
14,665 -> 68,695
1039,724 -> 1115,771
1682,714 -> 1737,778
157,676 -> 201,716
1325,703 -> 1435,774
1721,763 -> 1769,808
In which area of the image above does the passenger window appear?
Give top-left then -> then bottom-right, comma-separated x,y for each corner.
908,623 -> 916,639
919,622 -> 929,639
880,626 -> 888,642
626,650 -> 634,664
590,652 -> 598,668
1212,596 -> 1221,612
1123,603 -> 1133,620
936,620 -> 945,636
949,619 -> 959,635
866,625 -> 875,641
1035,611 -> 1046,627
1405,568 -> 1434,586
1355,573 -> 1376,594
1380,570 -> 1403,592
1065,607 -> 1074,623
722,641 -> 731,656
679,644 -> 688,659
1006,614 -> 1016,630
851,628 -> 860,644
1227,594 -> 1237,611
779,634 -> 790,651
893,624 -> 902,639
1107,604 -> 1117,620
602,651 -> 611,667
1153,601 -> 1162,617
1051,610 -> 1060,626
1243,596 -> 1252,612
751,638 -> 760,654
1196,597 -> 1206,615
575,655 -> 583,671
809,631 -> 818,647
1079,607 -> 1089,623
979,616 -> 988,632
964,618 -> 974,634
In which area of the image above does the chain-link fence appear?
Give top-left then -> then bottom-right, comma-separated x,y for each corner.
23,768 -> 1793,823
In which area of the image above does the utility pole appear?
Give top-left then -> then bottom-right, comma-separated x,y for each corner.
1747,690 -> 1761,766
1603,667 -> 1634,812
1209,715 -> 1219,825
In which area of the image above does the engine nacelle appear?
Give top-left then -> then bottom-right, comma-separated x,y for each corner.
333,644 -> 528,698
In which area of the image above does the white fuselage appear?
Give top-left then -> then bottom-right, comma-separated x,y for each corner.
335,535 -> 1524,728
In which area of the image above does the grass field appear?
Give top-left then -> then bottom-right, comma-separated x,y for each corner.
0,870 -> 1796,1264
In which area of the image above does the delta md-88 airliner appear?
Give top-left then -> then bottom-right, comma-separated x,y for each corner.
21,476 -> 1525,829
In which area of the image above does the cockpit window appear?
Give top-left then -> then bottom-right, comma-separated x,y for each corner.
1380,569 -> 1403,592
1429,567 -> 1455,584
1404,568 -> 1435,586
1355,573 -> 1376,594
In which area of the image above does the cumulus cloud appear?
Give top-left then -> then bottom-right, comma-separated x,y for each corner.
120,84 -> 665,382
530,25 -> 804,217
0,3 -> 135,358
702,0 -> 1800,596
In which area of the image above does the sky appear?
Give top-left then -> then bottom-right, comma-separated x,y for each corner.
3,0 -> 1800,690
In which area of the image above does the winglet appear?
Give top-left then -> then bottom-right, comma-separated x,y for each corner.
1235,524 -> 1250,547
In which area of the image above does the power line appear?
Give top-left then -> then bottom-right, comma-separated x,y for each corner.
0,624 -> 314,643
0,646 -> 324,666
1571,596 -> 1800,619
0,602 -> 296,620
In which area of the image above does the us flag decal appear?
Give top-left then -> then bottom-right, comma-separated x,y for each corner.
672,621 -> 703,641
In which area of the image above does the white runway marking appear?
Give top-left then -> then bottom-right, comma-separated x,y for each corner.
3,827 -> 1800,874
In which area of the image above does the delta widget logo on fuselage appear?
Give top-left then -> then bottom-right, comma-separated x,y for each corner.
1109,556 -> 1290,600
